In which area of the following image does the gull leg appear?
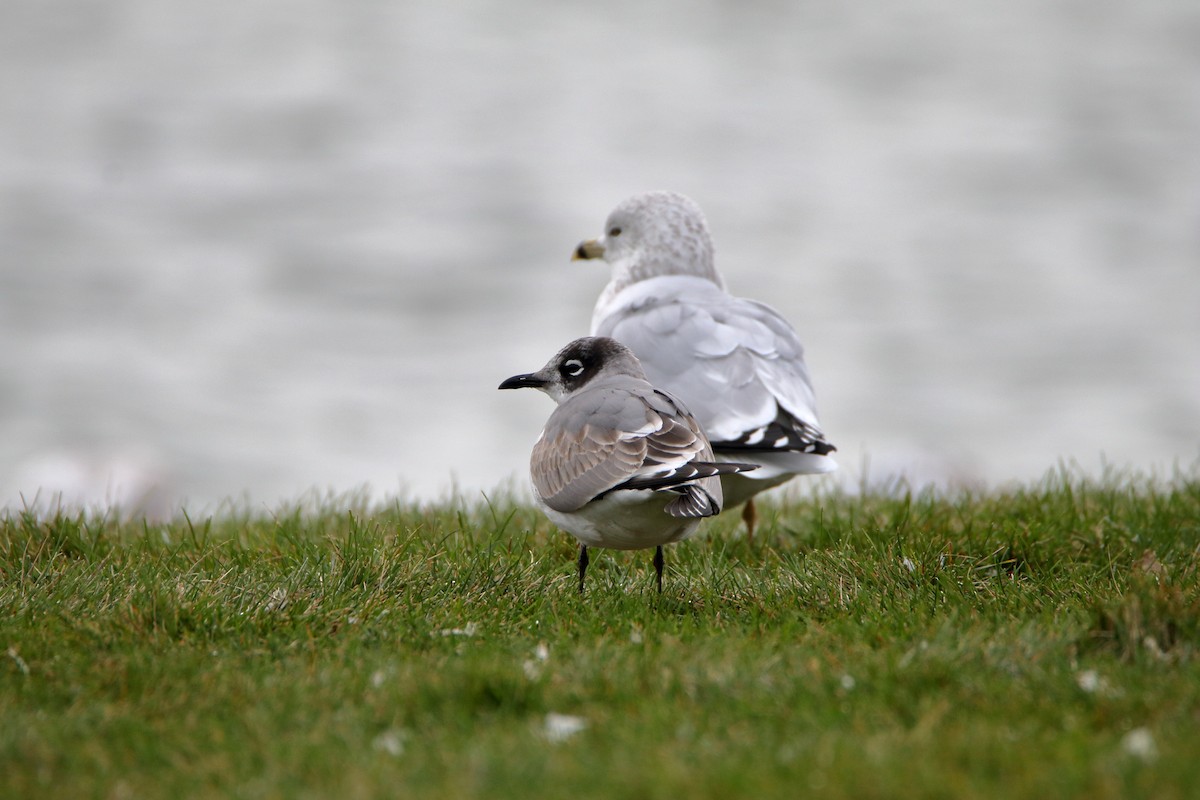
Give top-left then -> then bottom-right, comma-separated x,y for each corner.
577,545 -> 589,594
742,499 -> 758,543
653,545 -> 664,594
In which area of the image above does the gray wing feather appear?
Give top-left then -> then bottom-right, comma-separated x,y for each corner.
594,277 -> 828,447
531,385 -> 648,512
531,427 -> 642,512
531,378 -> 730,513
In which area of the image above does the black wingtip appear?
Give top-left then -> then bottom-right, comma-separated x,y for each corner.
717,461 -> 760,475
711,408 -> 836,456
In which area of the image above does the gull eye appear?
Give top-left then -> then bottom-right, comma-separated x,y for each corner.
562,358 -> 585,378
608,226 -> 622,237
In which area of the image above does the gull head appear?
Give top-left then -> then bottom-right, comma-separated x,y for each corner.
498,336 -> 648,404
573,191 -> 724,292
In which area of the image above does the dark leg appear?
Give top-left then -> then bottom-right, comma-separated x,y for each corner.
653,545 -> 664,594
577,545 -> 589,594
742,499 -> 758,544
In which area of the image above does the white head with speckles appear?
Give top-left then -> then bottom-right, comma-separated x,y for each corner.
573,192 -> 725,301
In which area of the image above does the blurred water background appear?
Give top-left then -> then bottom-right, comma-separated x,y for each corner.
2,1 -> 1198,516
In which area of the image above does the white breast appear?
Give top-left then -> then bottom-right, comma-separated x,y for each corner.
539,490 -> 703,551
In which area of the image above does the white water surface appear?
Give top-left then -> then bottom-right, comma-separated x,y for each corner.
2,1 -> 1198,514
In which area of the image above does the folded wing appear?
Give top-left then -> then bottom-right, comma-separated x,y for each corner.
531,380 -> 756,515
594,276 -> 835,458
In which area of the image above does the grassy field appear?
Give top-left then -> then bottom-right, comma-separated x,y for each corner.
2,468 -> 1199,799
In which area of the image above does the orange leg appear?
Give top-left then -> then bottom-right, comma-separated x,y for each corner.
741,498 -> 758,544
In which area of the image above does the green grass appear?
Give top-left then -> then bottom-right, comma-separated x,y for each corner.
2,468 -> 1200,799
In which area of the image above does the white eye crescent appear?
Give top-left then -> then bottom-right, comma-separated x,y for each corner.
563,359 -> 584,377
